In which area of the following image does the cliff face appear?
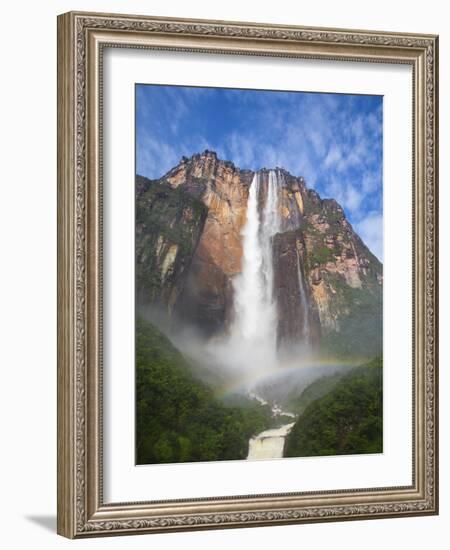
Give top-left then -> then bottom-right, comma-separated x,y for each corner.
160,153 -> 253,335
136,150 -> 383,358
135,176 -> 208,314
301,192 -> 382,357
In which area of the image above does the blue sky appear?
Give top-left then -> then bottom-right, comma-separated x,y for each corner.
136,84 -> 383,260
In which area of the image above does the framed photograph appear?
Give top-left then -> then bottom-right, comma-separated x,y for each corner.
57,11 -> 439,538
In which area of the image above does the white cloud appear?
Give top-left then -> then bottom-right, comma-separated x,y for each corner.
137,135 -> 179,178
226,132 -> 257,169
355,212 -> 383,261
362,171 -> 382,194
345,185 -> 364,212
324,177 -> 363,215
309,129 -> 327,157
324,145 -> 342,168
350,115 -> 365,141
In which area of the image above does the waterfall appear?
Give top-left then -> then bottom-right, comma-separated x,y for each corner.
225,168 -> 311,377
230,170 -> 281,373
296,248 -> 310,341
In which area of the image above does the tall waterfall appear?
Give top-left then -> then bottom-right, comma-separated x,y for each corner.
230,170 -> 282,373
296,248 -> 310,341
223,168 -> 312,379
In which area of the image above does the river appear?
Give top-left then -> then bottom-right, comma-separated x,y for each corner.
246,393 -> 297,460
247,422 -> 296,460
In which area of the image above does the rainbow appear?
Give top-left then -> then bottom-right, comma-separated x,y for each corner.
214,356 -> 365,399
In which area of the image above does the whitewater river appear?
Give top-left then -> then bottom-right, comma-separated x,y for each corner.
247,422 -> 296,460
246,392 -> 297,460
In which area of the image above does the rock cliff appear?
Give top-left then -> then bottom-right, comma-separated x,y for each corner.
136,150 -> 383,359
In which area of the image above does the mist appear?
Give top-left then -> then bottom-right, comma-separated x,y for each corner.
138,169 -> 351,405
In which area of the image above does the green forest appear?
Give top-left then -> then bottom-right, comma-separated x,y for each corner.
137,314 -> 383,464
136,316 -> 273,464
284,357 -> 383,457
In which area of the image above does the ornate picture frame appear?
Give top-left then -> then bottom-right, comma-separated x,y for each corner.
57,11 -> 438,538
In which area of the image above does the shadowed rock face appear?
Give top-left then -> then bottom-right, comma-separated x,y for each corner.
273,229 -> 321,349
135,176 -> 208,315
136,150 -> 383,358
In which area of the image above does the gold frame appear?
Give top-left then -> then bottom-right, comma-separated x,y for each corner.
57,11 -> 439,538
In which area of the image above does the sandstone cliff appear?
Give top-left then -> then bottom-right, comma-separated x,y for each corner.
136,150 -> 383,359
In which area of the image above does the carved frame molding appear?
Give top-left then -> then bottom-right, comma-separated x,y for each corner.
57,11 -> 438,538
